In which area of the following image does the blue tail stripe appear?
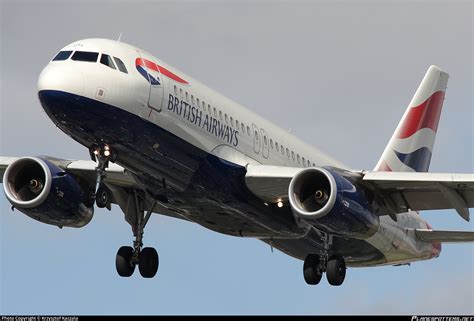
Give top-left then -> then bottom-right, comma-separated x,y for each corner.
394,147 -> 432,172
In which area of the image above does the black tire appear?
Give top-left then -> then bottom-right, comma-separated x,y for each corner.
116,246 -> 135,277
139,247 -> 159,278
83,188 -> 96,208
326,256 -> 346,286
96,186 -> 108,208
303,254 -> 323,285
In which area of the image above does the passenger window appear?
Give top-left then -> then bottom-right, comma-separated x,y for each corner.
113,57 -> 128,73
197,98 -> 200,108
186,92 -> 189,101
236,120 -> 239,129
219,111 -> 223,121
312,162 -> 316,167
286,148 -> 290,158
246,126 -> 250,136
307,160 -> 311,167
208,104 -> 212,114
180,88 -> 183,98
292,151 -> 295,160
281,146 -> 285,155
275,142 -> 279,152
231,117 -> 234,127
213,107 -> 217,117
270,139 -> 274,149
263,136 -> 267,145
52,50 -> 73,61
302,157 -> 305,166
297,154 -> 300,164
71,51 -> 99,62
191,95 -> 195,105
100,54 -> 116,69
174,86 -> 178,95
241,123 -> 245,132
225,114 -> 228,123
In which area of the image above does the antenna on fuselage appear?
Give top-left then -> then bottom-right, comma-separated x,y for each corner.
117,32 -> 123,42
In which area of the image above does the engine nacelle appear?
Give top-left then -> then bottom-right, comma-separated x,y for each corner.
288,167 -> 379,239
3,157 -> 93,228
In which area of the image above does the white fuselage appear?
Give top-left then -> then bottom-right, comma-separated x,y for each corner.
37,38 -> 440,266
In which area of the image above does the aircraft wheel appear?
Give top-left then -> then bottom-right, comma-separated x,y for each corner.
116,246 -> 136,277
303,254 -> 323,285
326,256 -> 346,286
96,186 -> 109,208
139,247 -> 159,278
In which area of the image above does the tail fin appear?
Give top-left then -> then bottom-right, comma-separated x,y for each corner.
374,65 -> 449,172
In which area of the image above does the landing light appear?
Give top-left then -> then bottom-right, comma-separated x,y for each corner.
103,150 -> 111,157
277,201 -> 283,208
93,149 -> 100,156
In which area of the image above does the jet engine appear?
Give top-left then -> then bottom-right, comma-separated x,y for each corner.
288,167 -> 379,239
3,157 -> 93,228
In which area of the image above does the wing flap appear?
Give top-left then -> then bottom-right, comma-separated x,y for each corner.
245,165 -> 301,202
363,171 -> 474,221
415,229 -> 474,243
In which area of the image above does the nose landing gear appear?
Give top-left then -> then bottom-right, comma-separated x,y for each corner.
88,143 -> 116,209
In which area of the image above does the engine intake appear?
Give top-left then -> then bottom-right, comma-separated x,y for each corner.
289,167 -> 337,219
3,157 -> 93,228
289,167 -> 379,239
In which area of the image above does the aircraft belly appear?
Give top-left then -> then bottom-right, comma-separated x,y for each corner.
38,90 -> 304,238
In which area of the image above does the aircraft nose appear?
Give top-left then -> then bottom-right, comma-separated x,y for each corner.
37,63 -> 84,95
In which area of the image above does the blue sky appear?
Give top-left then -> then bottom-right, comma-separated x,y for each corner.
1,0 -> 473,315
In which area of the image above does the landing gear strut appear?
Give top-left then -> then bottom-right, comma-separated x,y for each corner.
303,233 -> 346,286
115,192 -> 159,278
89,143 -> 115,208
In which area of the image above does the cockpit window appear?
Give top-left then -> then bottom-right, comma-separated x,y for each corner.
113,57 -> 128,74
100,54 -> 116,69
71,51 -> 99,62
52,50 -> 73,61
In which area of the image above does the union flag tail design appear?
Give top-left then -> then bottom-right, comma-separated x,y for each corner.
375,65 -> 449,172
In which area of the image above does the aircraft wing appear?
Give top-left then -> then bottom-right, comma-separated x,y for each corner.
0,156 -> 189,221
362,171 -> 474,221
244,165 -> 474,221
414,229 -> 474,243
0,156 -> 138,187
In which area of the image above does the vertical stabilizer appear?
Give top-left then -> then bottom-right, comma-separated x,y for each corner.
374,65 -> 449,172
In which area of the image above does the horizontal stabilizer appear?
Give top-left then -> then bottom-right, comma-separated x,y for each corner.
415,229 -> 474,243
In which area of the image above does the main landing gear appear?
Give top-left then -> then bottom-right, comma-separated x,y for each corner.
115,201 -> 159,278
303,233 -> 346,286
116,194 -> 159,278
90,143 -> 159,279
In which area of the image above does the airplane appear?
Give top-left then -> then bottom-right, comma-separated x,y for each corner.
1,38 -> 473,286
